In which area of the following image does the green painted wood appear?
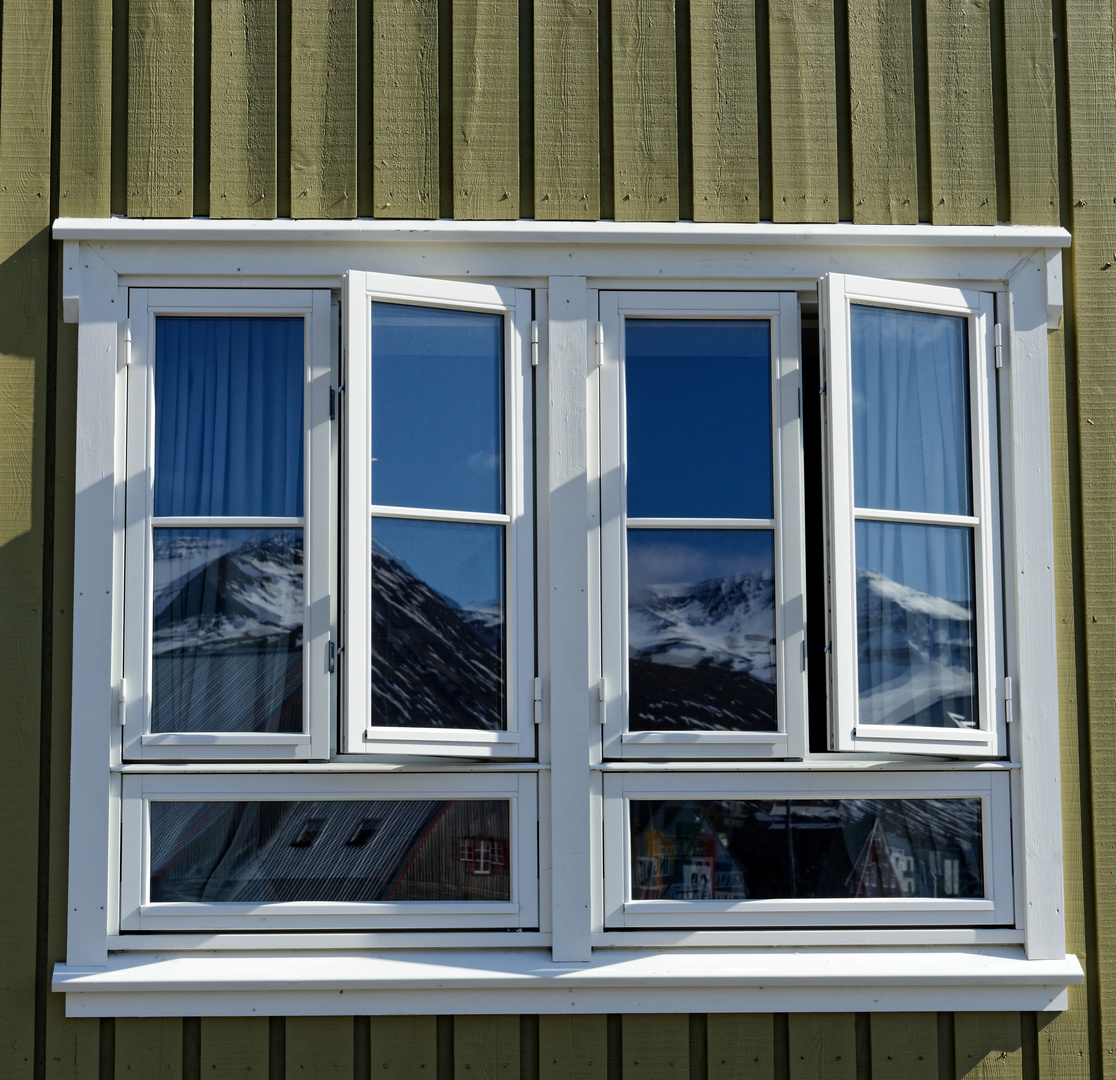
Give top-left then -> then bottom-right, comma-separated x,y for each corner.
534,0 -> 600,220
621,1014 -> 689,1080
127,0 -> 195,217
952,1013 -> 1022,1079
539,1015 -> 607,1080
210,0 -> 278,218
286,1016 -> 354,1078
60,0 -> 113,217
291,0 -> 358,218
453,0 -> 520,219
455,1015 -> 520,1080
372,0 -> 439,218
689,0 -> 758,222
611,0 -> 678,221
114,1018 -> 183,1079
846,0 -> 917,224
44,1009 -> 100,1080
1001,0 -> 1058,225
924,0 -> 996,225
368,1015 -> 437,1078
869,1014 -> 937,1080
707,1014 -> 774,1079
786,1013 -> 856,1080
768,0 -> 838,224
200,1017 -> 271,1079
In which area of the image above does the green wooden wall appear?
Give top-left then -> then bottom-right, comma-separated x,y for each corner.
0,0 -> 1110,1076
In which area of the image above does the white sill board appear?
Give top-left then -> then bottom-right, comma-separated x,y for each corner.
55,947 -> 1083,1017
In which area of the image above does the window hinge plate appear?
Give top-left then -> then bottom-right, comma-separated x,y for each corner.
595,322 -> 605,368
994,323 -> 1004,369
533,676 -> 543,724
598,677 -> 607,724
530,321 -> 539,367
328,640 -> 341,674
118,678 -> 127,726
1004,675 -> 1014,724
123,321 -> 132,367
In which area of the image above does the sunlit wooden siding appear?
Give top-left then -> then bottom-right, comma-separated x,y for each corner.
0,0 -> 1108,1077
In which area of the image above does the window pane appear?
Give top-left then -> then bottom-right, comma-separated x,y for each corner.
155,317 -> 304,518
371,518 -> 505,730
855,520 -> 977,729
851,305 -> 971,516
631,798 -> 983,900
150,799 -> 511,902
152,529 -> 303,733
627,529 -> 776,732
370,302 -> 504,513
625,319 -> 772,519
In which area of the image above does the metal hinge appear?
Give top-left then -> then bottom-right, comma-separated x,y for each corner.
118,678 -> 127,726
329,384 -> 343,420
595,322 -> 605,368
328,640 -> 342,674
123,322 -> 132,367
994,323 -> 1004,369
530,321 -> 539,367
1004,675 -> 1014,724
598,677 -> 607,724
533,676 -> 543,724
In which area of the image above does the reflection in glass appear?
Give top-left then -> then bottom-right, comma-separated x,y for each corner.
627,530 -> 776,731
851,305 -> 971,516
625,319 -> 772,519
155,317 -> 304,518
150,799 -> 511,902
631,798 -> 983,900
371,518 -> 505,729
151,529 -> 303,733
855,520 -> 976,728
370,302 -> 504,513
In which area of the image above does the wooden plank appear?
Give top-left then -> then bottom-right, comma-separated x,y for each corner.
786,1013 -> 856,1080
369,1015 -> 438,1079
707,1014 -> 774,1080
952,1013 -> 1023,1080
286,1016 -> 353,1078
371,0 -> 439,217
611,0 -> 677,221
114,1018 -> 183,1080
127,0 -> 195,217
200,1018 -> 271,1079
689,0 -> 758,222
453,0 -> 520,218
291,0 -> 358,218
210,0 -> 278,218
455,1015 -> 521,1080
621,1014 -> 689,1080
534,0 -> 600,219
846,0 -> 917,224
923,0 -> 996,225
869,1014 -> 937,1080
539,1015 -> 607,1080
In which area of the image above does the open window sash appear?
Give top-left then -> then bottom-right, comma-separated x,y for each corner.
343,272 -> 534,758
821,274 -> 1003,757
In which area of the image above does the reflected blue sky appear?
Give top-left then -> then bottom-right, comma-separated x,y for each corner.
627,529 -> 774,605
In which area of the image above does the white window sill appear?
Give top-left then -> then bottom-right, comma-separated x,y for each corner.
54,947 -> 1083,1017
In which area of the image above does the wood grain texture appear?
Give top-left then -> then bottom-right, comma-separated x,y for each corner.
768,0 -> 838,223
291,0 -> 358,218
114,1018 -> 183,1080
924,0 -> 996,225
368,1015 -> 437,1079
621,1014 -> 689,1080
690,0 -> 758,222
952,1013 -> 1023,1079
846,0 -> 917,223
534,0 -> 600,219
539,1015 -> 607,1080
60,0 -> 113,216
786,1013 -> 856,1080
611,0 -> 678,221
286,1016 -> 354,1078
869,1014 -> 937,1080
453,0 -> 520,218
372,0 -> 439,217
127,0 -> 195,216
200,1017 -> 271,1079
455,1015 -> 521,1080
707,1014 -> 774,1080
210,0 -> 278,217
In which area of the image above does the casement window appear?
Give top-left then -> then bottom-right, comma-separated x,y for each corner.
54,222 -> 1080,1015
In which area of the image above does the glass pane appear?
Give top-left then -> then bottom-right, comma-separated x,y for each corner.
371,518 -> 505,730
625,319 -> 772,519
370,302 -> 504,513
627,529 -> 776,732
631,798 -> 984,900
155,316 -> 304,518
855,520 -> 977,728
150,799 -> 511,902
851,304 -> 971,516
151,529 -> 303,733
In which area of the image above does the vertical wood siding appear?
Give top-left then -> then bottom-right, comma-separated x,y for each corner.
0,0 -> 1105,1077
